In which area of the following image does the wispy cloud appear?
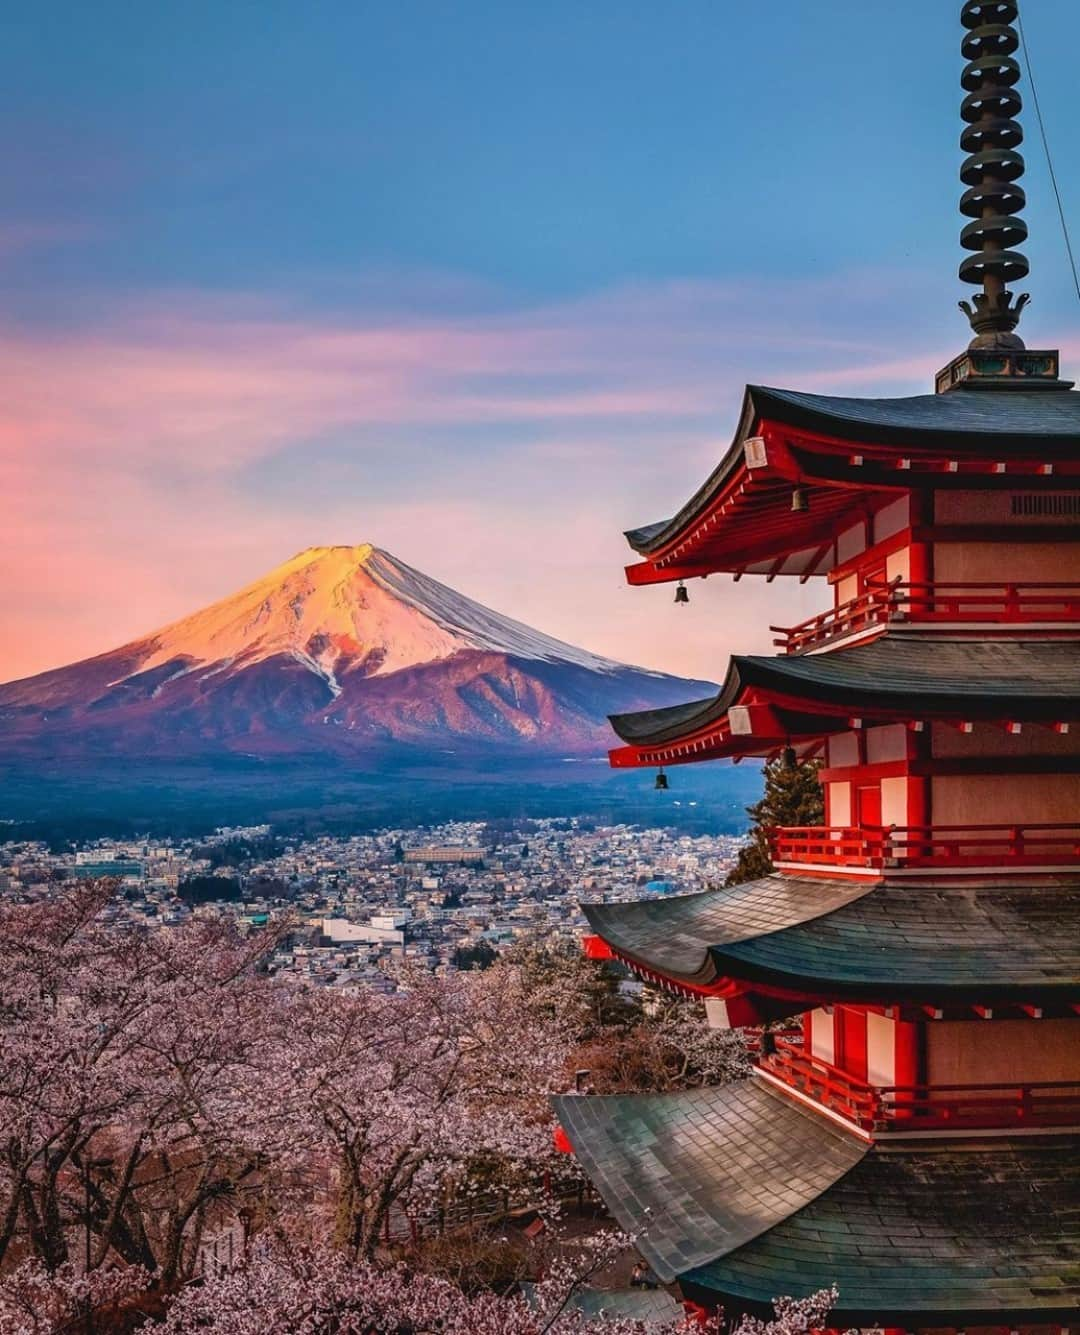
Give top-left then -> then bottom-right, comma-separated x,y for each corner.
4,269 -> 1076,683
0,220 -> 95,259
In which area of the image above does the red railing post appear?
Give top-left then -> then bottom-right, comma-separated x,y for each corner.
773,821 -> 1080,873
775,581 -> 1080,652
761,1048 -> 1080,1131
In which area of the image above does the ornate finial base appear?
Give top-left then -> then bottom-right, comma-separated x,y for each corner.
958,289 -> 1030,349
935,346 -> 1073,394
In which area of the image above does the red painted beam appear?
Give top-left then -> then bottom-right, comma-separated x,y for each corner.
624,561 -> 716,587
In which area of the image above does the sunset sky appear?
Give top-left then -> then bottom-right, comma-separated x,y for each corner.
4,0 -> 1080,685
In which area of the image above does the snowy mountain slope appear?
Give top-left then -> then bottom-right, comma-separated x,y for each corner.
123,545 -> 634,685
0,546 -> 710,762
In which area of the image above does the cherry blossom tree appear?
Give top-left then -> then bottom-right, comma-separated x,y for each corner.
502,943 -> 750,1097
502,941 -> 639,1042
0,884 -> 281,1282
259,961 -> 572,1258
563,997 -> 749,1096
0,1259 -> 155,1335
732,1286 -> 843,1335
0,887 -> 844,1335
0,888 -> 573,1284
153,1234 -> 843,1334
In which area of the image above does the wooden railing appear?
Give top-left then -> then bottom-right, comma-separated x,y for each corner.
772,822 -> 1080,871
772,580 -> 1080,653
758,1038 -> 1080,1133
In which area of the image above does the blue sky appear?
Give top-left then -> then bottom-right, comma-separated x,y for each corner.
3,1 -> 1080,680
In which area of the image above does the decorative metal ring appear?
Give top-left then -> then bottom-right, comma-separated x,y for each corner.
960,119 -> 1023,152
959,248 -> 1030,284
961,54 -> 1021,92
960,215 -> 1028,251
961,0 -> 1018,30
961,24 -> 1019,60
961,85 -> 1022,122
960,181 -> 1026,218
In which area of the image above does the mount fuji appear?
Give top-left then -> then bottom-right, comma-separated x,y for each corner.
0,545 -> 712,765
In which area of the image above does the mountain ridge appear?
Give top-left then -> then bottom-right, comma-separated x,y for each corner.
0,545 -> 710,763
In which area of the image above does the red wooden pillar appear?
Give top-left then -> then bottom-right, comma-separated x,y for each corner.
909,489 -> 934,610
894,1018 -> 920,1090
836,1006 -> 868,1082
907,715 -> 932,840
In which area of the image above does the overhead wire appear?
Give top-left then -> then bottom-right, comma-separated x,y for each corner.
1016,1 -> 1080,305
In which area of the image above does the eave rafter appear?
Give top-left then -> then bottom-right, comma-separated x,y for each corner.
625,406 -> 1080,586
626,424 -> 892,587
609,637 -> 1080,769
590,939 -> 1079,1024
610,687 -> 1078,770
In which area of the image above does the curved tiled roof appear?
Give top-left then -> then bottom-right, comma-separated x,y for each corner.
585,877 -> 1080,1003
582,877 -> 873,986
685,1135 -> 1080,1321
554,1080 -> 1080,1321
756,384 -> 1080,445
550,1080 -> 866,1284
610,635 -> 1080,746
627,384 -> 1080,557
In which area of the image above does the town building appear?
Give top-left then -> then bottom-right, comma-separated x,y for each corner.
0,818 -> 743,990
403,846 -> 484,866
554,4 -> 1080,1326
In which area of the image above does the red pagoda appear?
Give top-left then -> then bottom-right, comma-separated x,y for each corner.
553,3 -> 1080,1326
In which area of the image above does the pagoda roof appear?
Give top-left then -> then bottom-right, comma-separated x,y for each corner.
752,385 -> 1080,446
610,635 -> 1080,762
624,384 -> 1080,582
584,876 -> 1080,1006
550,1080 -> 866,1284
584,876 -> 870,988
685,1136 -> 1080,1321
553,1080 -> 1080,1322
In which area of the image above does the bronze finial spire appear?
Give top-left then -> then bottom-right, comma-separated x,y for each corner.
957,0 -> 1030,349
935,1 -> 1068,390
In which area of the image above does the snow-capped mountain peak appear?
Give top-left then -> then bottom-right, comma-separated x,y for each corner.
0,544 -> 713,762
132,544 -> 628,684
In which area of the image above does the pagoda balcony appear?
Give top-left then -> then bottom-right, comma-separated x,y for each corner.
771,822 -> 1080,876
772,581 -> 1080,654
757,1037 -> 1080,1136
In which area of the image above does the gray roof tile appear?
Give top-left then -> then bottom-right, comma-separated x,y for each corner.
687,1137 -> 1080,1320
554,1079 -> 1080,1321
627,383 -> 1080,556
586,877 -> 1080,1002
611,635 -> 1080,744
550,1080 -> 866,1284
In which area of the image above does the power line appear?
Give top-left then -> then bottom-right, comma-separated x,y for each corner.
1017,1 -> 1080,305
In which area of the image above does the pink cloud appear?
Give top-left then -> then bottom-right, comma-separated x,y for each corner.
0,221 -> 94,259
4,274 -> 1076,684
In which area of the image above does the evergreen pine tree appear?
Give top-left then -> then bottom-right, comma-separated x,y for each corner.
725,749 -> 824,886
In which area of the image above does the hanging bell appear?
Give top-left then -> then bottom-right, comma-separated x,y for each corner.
674,581 -> 690,605
781,745 -> 798,770
654,768 -> 669,790
790,487 -> 809,514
